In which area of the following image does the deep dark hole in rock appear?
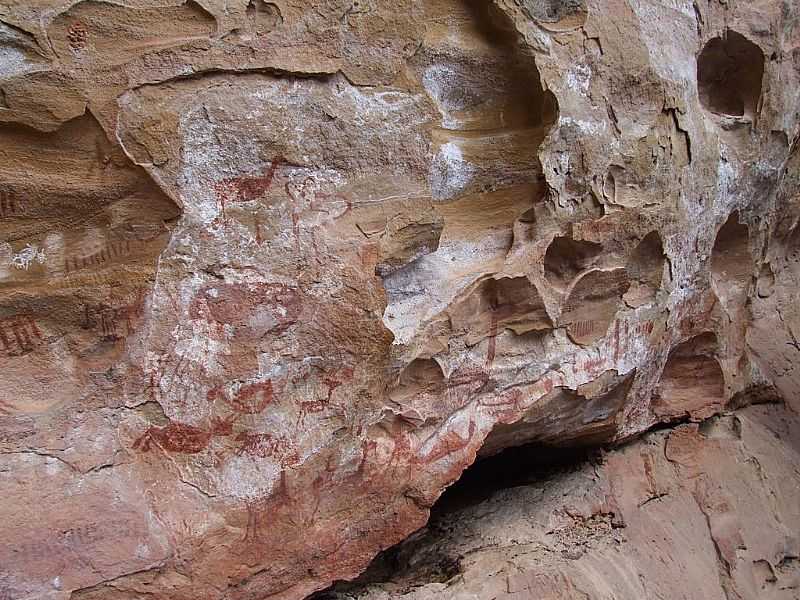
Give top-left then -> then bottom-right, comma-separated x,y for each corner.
430,442 -> 594,514
307,442 -> 594,598
697,30 -> 764,119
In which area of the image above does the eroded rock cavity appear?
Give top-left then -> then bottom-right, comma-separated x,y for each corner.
698,30 -> 765,120
0,0 -> 798,599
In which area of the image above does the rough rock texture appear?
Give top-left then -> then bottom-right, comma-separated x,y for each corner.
0,0 -> 798,599
320,404 -> 800,600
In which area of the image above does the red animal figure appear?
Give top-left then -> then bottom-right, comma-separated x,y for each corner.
208,380 -> 274,415
321,366 -> 354,402
235,432 -> 299,467
289,364 -> 351,427
133,416 -> 235,454
295,397 -> 343,428
479,388 -> 525,424
214,155 -> 284,219
418,421 -> 477,465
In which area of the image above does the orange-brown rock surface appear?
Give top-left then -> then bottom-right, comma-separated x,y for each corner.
0,0 -> 798,598
321,404 -> 800,600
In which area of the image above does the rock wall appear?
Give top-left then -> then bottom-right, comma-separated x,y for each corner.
0,0 -> 798,599
322,404 -> 800,600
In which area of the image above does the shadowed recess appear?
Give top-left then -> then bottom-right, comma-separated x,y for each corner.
711,211 -> 751,308
697,30 -> 765,119
513,0 -> 588,31
652,332 -> 725,421
625,231 -> 666,307
307,442 -> 594,599
544,235 -> 603,290
561,268 -> 630,346
480,370 -> 634,456
448,275 -> 552,346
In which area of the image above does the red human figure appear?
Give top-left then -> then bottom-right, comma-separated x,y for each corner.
208,380 -> 274,415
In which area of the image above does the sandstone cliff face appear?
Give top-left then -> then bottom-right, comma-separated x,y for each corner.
0,0 -> 798,599
322,406 -> 800,600
320,405 -> 800,600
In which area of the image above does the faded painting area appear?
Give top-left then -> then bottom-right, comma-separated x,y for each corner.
0,0 -> 798,599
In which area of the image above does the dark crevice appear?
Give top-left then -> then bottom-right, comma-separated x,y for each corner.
126,67 -> 338,109
307,443 -> 596,599
432,443 -> 596,514
306,397 -> 768,600
514,0 -> 588,31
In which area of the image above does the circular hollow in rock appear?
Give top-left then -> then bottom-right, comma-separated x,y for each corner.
544,236 -> 603,291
